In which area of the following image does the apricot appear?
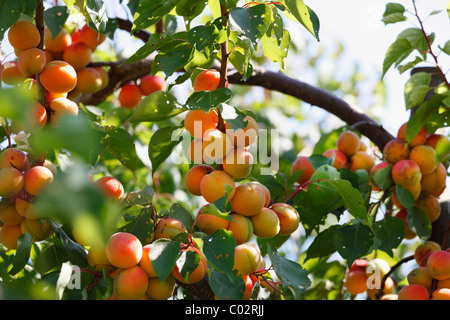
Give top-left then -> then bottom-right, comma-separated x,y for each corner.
421,162 -> 447,193
349,259 -> 369,273
425,133 -> 450,162
395,209 -> 417,240
250,207 -> 280,239
40,60 -> 77,94
79,25 -> 106,50
146,275 -> 176,300
379,293 -> 398,300
391,159 -> 422,188
349,151 -> 375,173
337,131 -> 361,157
270,203 -> 300,235
0,148 -> 29,172
94,176 -> 125,201
139,243 -> 158,278
414,193 -> 441,223
367,276 -> 395,300
291,156 -> 315,185
32,103 -> 48,129
414,241 -> 441,265
0,200 -> 24,226
184,109 -> 219,139
87,243 -> 112,271
63,42 -> 92,70
8,20 -> 40,51
233,243 -> 263,276
248,181 -> 271,207
49,97 -> 79,126
24,165 -> 54,196
228,116 -> 259,148
398,284 -> 429,300
0,167 -> 24,198
44,27 -> 72,53
139,75 -> 167,96
105,232 -> 143,269
222,148 -> 253,179
153,218 -> 187,240
431,288 -> 450,300
118,83 -> 142,109
437,278 -> 450,289
397,123 -> 427,147
408,145 -> 439,176
172,247 -> 208,284
365,258 -> 390,279
46,91 -> 67,104
193,69 -> 221,91
184,164 -> 214,196
196,205 -> 229,235
369,161 -> 393,191
113,265 -> 148,300
202,129 -> 233,160
75,67 -> 103,94
20,218 -> 52,241
426,250 -> 450,280
227,213 -> 253,244
17,48 -> 46,76
15,198 -> 41,220
230,183 -> 266,217
383,139 -> 410,164
407,266 -> 433,291
200,170 -> 236,203
0,224 -> 23,250
186,138 -> 210,164
1,61 -> 26,85
323,149 -> 348,169
93,67 -> 109,90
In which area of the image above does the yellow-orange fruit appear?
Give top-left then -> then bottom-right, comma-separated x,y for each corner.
32,103 -> 48,129
46,91 -> 67,104
202,129 -> 233,161
79,25 -> 106,50
93,67 -> 109,90
15,198 -> 41,220
408,145 -> 439,175
139,75 -> 167,96
0,224 -> 23,250
184,109 -> 219,140
383,139 -> 410,164
414,241 -> 441,265
250,207 -> 280,239
233,242 -> 263,276
113,266 -> 148,300
153,218 -> 187,241
172,247 -> 208,284
87,243 -> 112,271
0,167 -> 24,198
345,270 -> 368,295
414,193 -> 441,223
291,156 -> 315,185
0,148 -> 28,172
200,170 -> 236,203
426,250 -> 450,280
63,41 -> 92,70
186,139 -> 210,164
367,277 -> 395,300
94,176 -> 125,201
118,83 -> 142,109
230,183 -> 266,216
349,151 -> 375,173
75,67 -> 103,94
398,284 -> 429,300
248,181 -> 271,207
337,131 -> 361,157
391,159 -> 422,188
270,203 -> 300,235
40,60 -> 77,94
193,69 -> 221,91
20,218 -> 52,241
44,27 -> 72,53
24,165 -> 54,196
139,243 -> 158,278
437,278 -> 450,289
1,61 -> 26,85
17,48 -> 46,76
407,266 -> 434,291
105,232 -> 143,269
227,116 -> 259,148
323,149 -> 348,169
196,205 -> 229,235
184,164 -> 214,196
222,148 -> 253,179
397,123 -> 428,147
421,162 -> 447,193
431,288 -> 450,300
8,20 -> 40,51
0,200 -> 24,226
146,275 -> 176,300
49,97 -> 79,126
425,133 -> 450,162
227,213 -> 253,245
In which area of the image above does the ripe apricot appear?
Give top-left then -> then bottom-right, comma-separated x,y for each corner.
146,275 -> 176,300
227,213 -> 253,244
345,270 -> 368,295
270,203 -> 300,235
349,151 -> 375,173
365,258 -> 390,279
8,20 -> 40,51
233,243 -> 264,276
79,25 -> 106,50
193,69 -> 221,91
200,170 -> 236,203
425,133 -> 450,162
397,123 -> 427,147
46,91 -> 67,104
184,164 -> 214,196
248,181 -> 271,207
291,156 -> 315,185
337,131 -> 361,157
49,97 -> 79,126
414,193 -> 441,223
421,162 -> 447,193
391,159 -> 422,188
414,241 -> 441,265
184,109 -> 219,140
398,284 -> 429,300
139,74 -> 167,96
20,218 -> 52,241
63,41 -> 92,70
407,266 -> 433,291
0,224 -> 23,250
18,48 -> 46,76
367,276 -> 395,300
323,149 -> 348,169
222,148 -> 253,179
202,129 -> 233,161
408,145 -> 439,175
0,167 -> 24,198
230,183 -> 266,216
250,207 -> 280,239
227,116 -> 259,148
369,161 -> 393,191
40,60 -> 77,94
105,232 -> 143,269
426,250 -> 450,280
24,165 -> 54,196
139,243 -> 158,278
94,176 -> 125,201
114,265 -> 149,300
186,139 -> 210,164
1,61 -> 26,85
172,247 -> 208,284
32,103 -> 48,129
87,243 -> 112,271
44,27 -> 72,53
0,200 -> 24,226
75,67 -> 103,94
153,218 -> 187,240
383,139 -> 410,164
196,205 -> 229,235
431,288 -> 450,300
118,83 -> 142,109
349,259 -> 369,273
0,148 -> 29,172
15,198 -> 41,220
437,278 -> 450,289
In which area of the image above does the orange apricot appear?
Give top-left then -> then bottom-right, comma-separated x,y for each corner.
200,170 -> 236,203
93,67 -> 109,90
79,25 -> 106,50
172,247 -> 208,284
196,205 -> 229,235
75,67 -> 103,94
202,129 -> 233,161
291,156 -> 315,185
20,218 -> 52,241
425,133 -> 450,162
349,151 -> 375,173
230,183 -> 266,217
40,60 -> 77,94
414,193 -> 441,223
383,139 -> 410,164
0,200 -> 24,226
118,83 -> 142,109
397,123 -> 427,147
1,61 -> 26,85
184,164 -> 214,196
0,167 -> 24,198
367,276 -> 395,300
227,213 -> 253,244
0,148 -> 29,172
32,103 -> 48,129
414,241 -> 441,265
345,270 -> 368,295
145,275 -> 176,300
15,198 -> 41,220
49,97 -> 79,126
250,207 -> 280,239
139,74 -> 167,96
94,176 -> 125,201
44,27 -> 72,53
323,149 -> 348,169
63,41 -> 92,70
233,242 -> 264,276
398,284 -> 430,300
186,138 -> 210,164
248,181 -> 271,207
153,218 -> 187,240
23,165 -> 54,196
431,288 -> 450,300
407,266 -> 434,291
337,131 -> 361,157
0,224 -> 23,250
193,69 -> 221,91
106,232 -> 143,269
270,203 -> 300,235
139,243 -> 158,278
184,109 -> 219,140
222,148 -> 253,179
113,265 -> 148,300
421,162 -> 447,193
408,145 -> 439,175
426,250 -> 450,280
227,116 -> 259,148
391,159 -> 422,188
8,20 -> 40,51
46,91 -> 67,104
17,48 -> 46,76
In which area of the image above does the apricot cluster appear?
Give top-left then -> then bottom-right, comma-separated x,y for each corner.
118,74 -> 167,109
0,148 -> 55,250
399,241 -> 450,300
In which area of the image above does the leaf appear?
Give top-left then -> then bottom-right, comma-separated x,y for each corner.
440,40 -> 450,55
261,28 -> 290,69
404,72 -> 431,109
382,38 -> 413,77
175,248 -> 201,283
407,206 -> 431,239
395,184 -> 415,208
284,0 -> 320,41
152,40 -> 194,77
9,232 -> 33,276
381,3 -> 407,25
229,4 -> 272,47
128,91 -> 186,123
85,0 -> 108,32
168,203 -> 196,235
202,229 -> 236,276
371,163 -> 393,191
150,239 -> 182,281
185,88 -> 233,111
209,268 -> 246,300
188,24 -> 219,56
119,206 -> 154,245
148,125 -> 183,173
132,0 -> 181,32
305,225 -> 341,261
124,33 -> 167,65
44,6 -> 70,39
408,94 -> 446,141
0,0 -> 38,39
104,126 -> 137,171
329,180 -> 368,220
333,222 -> 374,267
372,217 -> 405,257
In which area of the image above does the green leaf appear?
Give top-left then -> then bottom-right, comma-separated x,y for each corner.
185,88 -> 232,111
407,206 -> 432,239
9,232 -> 33,276
188,24 -> 219,57
132,0 -> 181,31
408,94 -> 446,140
85,0 -> 108,32
202,229 -> 236,276
209,268 -> 245,300
261,28 -> 290,69
305,225 -> 341,261
382,38 -> 413,77
148,125 -> 183,174
381,3 -> 407,25
168,203 -> 196,235
104,126 -> 137,171
44,6 -> 70,39
440,40 -> 450,55
150,238 -> 182,281
404,72 -> 431,109
152,40 -> 194,77
371,163 -> 393,191
0,0 -> 38,39
122,185 -> 154,207
128,91 -> 187,123
118,206 -> 154,245
333,222 -> 374,267
329,180 -> 368,220
175,248 -> 201,283
229,4 -> 272,47
228,32 -> 253,80
124,33 -> 167,65
284,0 -> 320,41
395,184 -> 415,208
373,217 -> 405,257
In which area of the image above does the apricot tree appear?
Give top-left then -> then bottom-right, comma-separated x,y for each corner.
0,0 -> 449,301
